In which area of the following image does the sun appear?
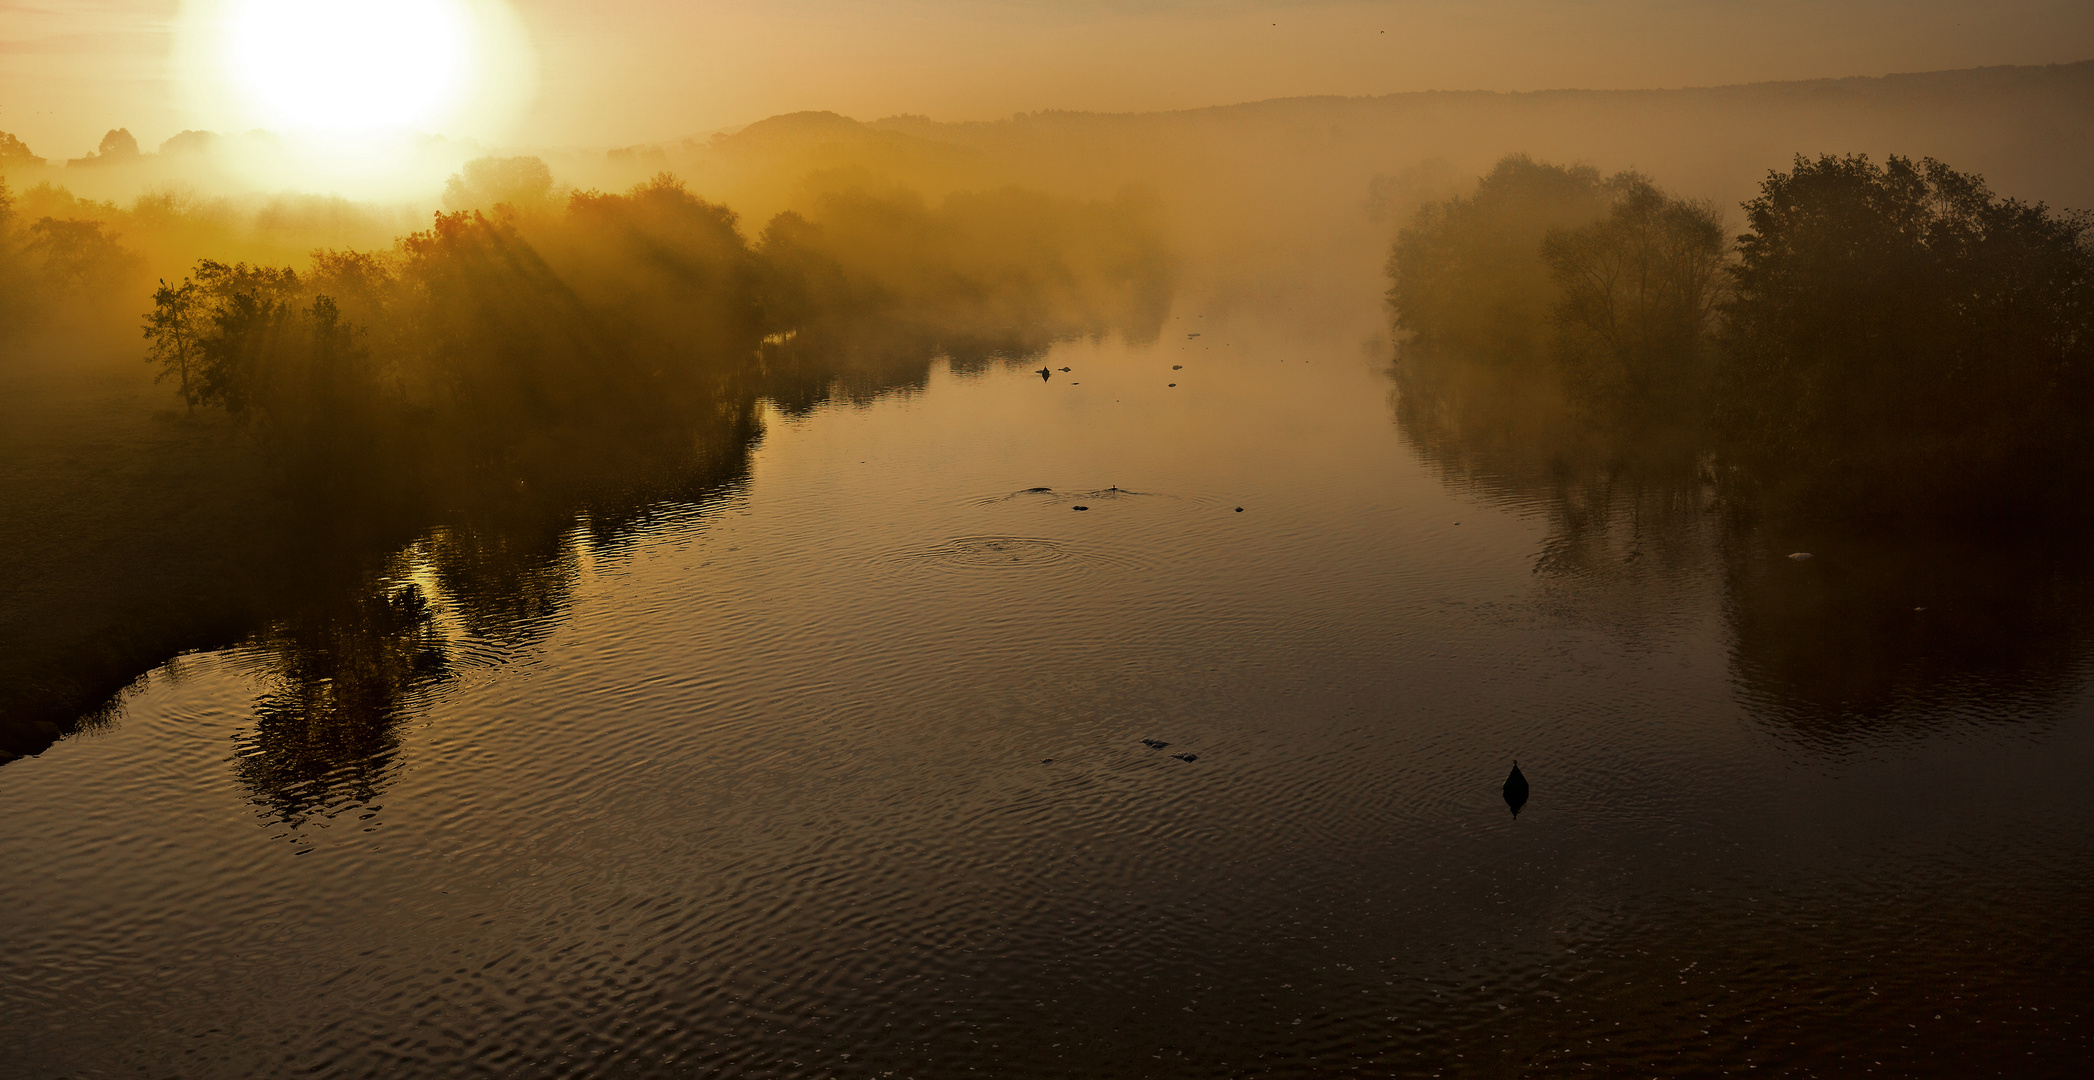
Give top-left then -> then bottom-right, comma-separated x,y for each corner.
221,0 -> 478,132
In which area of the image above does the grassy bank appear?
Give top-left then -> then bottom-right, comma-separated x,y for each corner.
0,327 -> 308,760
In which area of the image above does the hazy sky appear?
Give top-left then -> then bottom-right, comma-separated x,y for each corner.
4,0 -> 2092,157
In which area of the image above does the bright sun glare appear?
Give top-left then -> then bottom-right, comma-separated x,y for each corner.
224,0 -> 476,132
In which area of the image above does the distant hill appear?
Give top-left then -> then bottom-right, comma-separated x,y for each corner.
865,60 -> 2094,210
575,61 -> 2094,283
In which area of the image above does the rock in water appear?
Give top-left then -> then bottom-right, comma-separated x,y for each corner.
1173,754 -> 1198,763
1503,762 -> 1530,818
1141,739 -> 1169,749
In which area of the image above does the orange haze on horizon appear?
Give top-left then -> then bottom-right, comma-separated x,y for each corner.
3,0 -> 2093,158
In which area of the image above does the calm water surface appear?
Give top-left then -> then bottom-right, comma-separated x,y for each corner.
5,289 -> 2091,1077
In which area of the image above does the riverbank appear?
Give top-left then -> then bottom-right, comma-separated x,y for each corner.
0,328 -> 313,760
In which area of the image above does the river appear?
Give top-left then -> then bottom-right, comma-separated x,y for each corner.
4,280 -> 2089,1077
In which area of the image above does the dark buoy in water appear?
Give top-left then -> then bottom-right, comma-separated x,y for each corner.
1503,762 -> 1530,818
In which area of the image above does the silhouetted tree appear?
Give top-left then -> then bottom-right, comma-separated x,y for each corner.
143,278 -> 205,411
1716,154 -> 2094,512
26,216 -> 139,294
1364,158 -> 1462,225
97,128 -> 138,158
442,155 -> 555,214
190,259 -> 301,418
555,172 -> 763,395
1387,155 -> 1621,364
0,176 -> 22,327
67,128 -> 139,166
395,209 -> 604,445
0,131 -> 42,169
1543,177 -> 1728,415
157,130 -> 219,156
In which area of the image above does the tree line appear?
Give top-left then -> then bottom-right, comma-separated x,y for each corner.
1387,152 -> 2094,517
116,160 -> 1170,502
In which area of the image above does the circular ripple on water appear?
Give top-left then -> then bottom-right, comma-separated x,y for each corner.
972,485 -> 1233,511
891,534 -> 1149,575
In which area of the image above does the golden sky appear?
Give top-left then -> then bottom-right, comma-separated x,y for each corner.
4,0 -> 2092,157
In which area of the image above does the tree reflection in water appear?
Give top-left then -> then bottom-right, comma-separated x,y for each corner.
1392,341 -> 2094,746
231,580 -> 447,825
218,313 -> 1155,825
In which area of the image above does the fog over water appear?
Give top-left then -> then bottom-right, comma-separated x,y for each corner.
5,264 -> 2093,1073
6,18 -> 2094,1074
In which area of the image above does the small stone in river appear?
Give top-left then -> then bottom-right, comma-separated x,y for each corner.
1788,552 -> 1813,561
1072,505 -> 1089,511
1173,753 -> 1198,763
1234,507 -> 1244,512
1142,739 -> 1169,749
1173,364 -> 1183,370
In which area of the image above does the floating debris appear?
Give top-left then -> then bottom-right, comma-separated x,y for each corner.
1026,486 -> 1051,492
1788,552 -> 1813,561
1234,507 -> 1244,512
1173,364 -> 1183,370
1168,383 -> 1177,387
1072,505 -> 1089,511
1188,333 -> 1201,338
1173,753 -> 1198,763
1141,739 -> 1169,749
1036,367 -> 1052,380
